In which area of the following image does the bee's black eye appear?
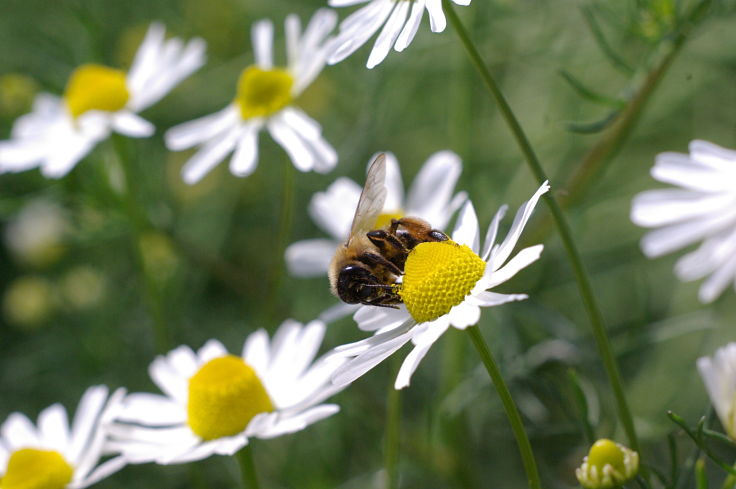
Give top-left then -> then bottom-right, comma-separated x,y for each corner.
357,286 -> 373,299
430,230 -> 449,241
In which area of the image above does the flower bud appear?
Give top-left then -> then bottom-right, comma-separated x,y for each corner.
576,439 -> 639,489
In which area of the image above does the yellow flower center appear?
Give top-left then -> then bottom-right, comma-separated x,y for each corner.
587,439 -> 625,474
399,240 -> 486,323
63,64 -> 130,119
187,355 -> 274,440
374,212 -> 404,230
1,448 -> 74,489
235,66 -> 294,120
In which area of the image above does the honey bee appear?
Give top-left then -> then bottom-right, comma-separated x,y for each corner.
328,154 -> 449,307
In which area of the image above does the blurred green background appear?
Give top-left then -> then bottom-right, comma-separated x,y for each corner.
1,0 -> 736,487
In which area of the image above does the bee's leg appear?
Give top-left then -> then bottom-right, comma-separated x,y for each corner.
391,217 -> 449,249
362,284 -> 401,308
357,251 -> 402,277
366,231 -> 409,269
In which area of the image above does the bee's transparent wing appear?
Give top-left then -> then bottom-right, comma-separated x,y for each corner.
347,153 -> 387,244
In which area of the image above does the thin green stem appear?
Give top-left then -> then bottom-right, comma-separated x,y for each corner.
266,157 -> 295,320
112,134 -> 169,353
443,0 -> 641,457
236,444 -> 261,489
384,355 -> 402,489
466,326 -> 541,489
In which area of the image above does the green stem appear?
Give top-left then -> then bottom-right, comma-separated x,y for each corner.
466,326 -> 541,489
112,134 -> 169,353
236,444 -> 261,489
385,355 -> 402,489
266,157 -> 295,319
444,0 -> 641,456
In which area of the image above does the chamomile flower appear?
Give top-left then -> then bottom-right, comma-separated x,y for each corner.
166,10 -> 338,185
328,0 -> 472,69
0,386 -> 126,489
107,320 -> 346,465
576,439 -> 639,489
330,182 -> 549,389
0,24 -> 206,178
286,150 -> 466,277
697,342 -> 736,440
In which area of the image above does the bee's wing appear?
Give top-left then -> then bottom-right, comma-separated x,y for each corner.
346,153 -> 387,244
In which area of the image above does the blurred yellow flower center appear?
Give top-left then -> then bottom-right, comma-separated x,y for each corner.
235,66 -> 294,120
64,64 -> 130,119
374,212 -> 403,230
399,240 -> 486,323
1,448 -> 74,489
587,439 -> 625,473
187,355 -> 274,440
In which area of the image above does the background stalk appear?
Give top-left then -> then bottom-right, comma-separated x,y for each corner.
384,355 -> 402,489
236,445 -> 261,489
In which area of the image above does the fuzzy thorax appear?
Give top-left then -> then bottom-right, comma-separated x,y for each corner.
399,240 -> 486,323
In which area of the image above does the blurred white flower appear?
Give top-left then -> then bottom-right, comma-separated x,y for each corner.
697,343 -> 736,440
631,140 -> 736,303
0,386 -> 126,489
5,199 -> 68,267
108,320 -> 346,465
327,0 -> 472,69
0,24 -> 206,178
167,10 -> 338,185
330,182 -> 549,390
286,150 -> 466,278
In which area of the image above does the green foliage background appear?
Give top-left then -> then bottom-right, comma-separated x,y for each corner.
1,0 -> 735,487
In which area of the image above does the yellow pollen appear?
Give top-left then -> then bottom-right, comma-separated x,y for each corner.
374,212 -> 404,230
1,448 -> 74,489
399,240 -> 486,323
235,66 -> 294,120
587,439 -> 625,473
187,355 -> 274,440
63,64 -> 129,119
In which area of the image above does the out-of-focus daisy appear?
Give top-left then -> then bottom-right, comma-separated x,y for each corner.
286,150 -> 466,278
107,320 -> 346,464
575,439 -> 639,489
697,342 -> 736,440
631,140 -> 736,303
327,0 -> 472,69
0,24 -> 206,178
0,386 -> 126,489
330,182 -> 549,389
166,10 -> 338,185
4,199 -> 68,267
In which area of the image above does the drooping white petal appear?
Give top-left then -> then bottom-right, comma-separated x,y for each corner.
328,0 -> 394,65
72,456 -> 127,489
116,393 -> 187,425
354,303 -> 410,332
366,0 -> 410,69
285,238 -> 338,277
484,244 -> 543,289
447,300 -> 481,329
639,207 -> 736,258
425,0 -> 447,32
331,329 -> 414,387
257,405 -> 339,439
267,116 -> 315,172
181,125 -> 241,184
395,0 -> 426,52
111,112 -> 155,138
228,124 -> 260,177
698,254 -> 736,304
165,105 -> 240,151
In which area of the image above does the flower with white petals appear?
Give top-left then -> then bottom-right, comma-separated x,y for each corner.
167,10 -> 338,185
286,150 -> 466,278
576,439 -> 639,489
697,342 -> 736,440
0,24 -> 205,178
0,386 -> 126,489
330,182 -> 549,390
631,140 -> 736,303
328,0 -> 472,69
107,320 -> 346,465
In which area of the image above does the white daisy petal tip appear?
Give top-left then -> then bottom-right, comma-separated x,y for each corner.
698,343 -> 736,439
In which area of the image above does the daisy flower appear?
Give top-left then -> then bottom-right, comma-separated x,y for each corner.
107,320 -> 346,464
697,342 -> 736,439
327,0 -> 472,69
166,10 -> 338,185
330,181 -> 549,389
630,140 -> 736,303
0,23 -> 206,178
286,150 -> 466,277
0,385 -> 126,489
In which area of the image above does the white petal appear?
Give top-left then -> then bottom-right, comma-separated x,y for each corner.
380,152 -> 405,213
242,329 -> 271,377
468,291 -> 528,307
117,393 -> 186,425
631,189 -> 734,228
354,304 -> 410,332
69,386 -> 108,464
181,125 -> 241,184
318,303 -> 361,324
331,331 -> 413,387
651,152 -> 736,193
452,201 -> 480,252
698,254 -> 736,304
366,0 -> 410,69
111,112 -> 155,138
309,177 -> 362,240
1,412 -> 40,450
72,456 -> 126,489
690,140 -> 736,171
447,301 -> 481,329
285,238 -> 338,277
252,20 -> 274,69
485,244 -> 543,289
328,0 -> 394,65
330,0 -> 370,6
395,0 -> 426,52
256,405 -> 339,439
481,205 -> 508,261
165,105 -> 239,151
268,117 -> 314,172
228,124 -> 259,177
425,0 -> 447,32
394,341 -> 433,389
639,208 -> 736,258
38,404 -> 70,453
406,150 -> 462,228
197,339 -> 229,363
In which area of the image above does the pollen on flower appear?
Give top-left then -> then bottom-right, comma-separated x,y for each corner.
187,355 -> 274,440
235,66 -> 294,120
374,212 -> 403,230
64,64 -> 130,119
399,240 -> 486,323
2,448 -> 74,489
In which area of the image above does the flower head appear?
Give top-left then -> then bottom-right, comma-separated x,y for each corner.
697,342 -> 736,439
328,0 -> 472,69
575,439 -> 639,489
631,140 -> 736,303
167,10 -> 338,185
286,150 -> 466,278
330,181 -> 549,389
107,320 -> 346,464
0,386 -> 127,489
0,24 -> 205,178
